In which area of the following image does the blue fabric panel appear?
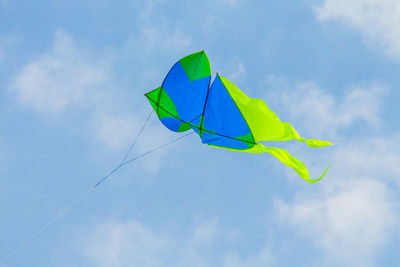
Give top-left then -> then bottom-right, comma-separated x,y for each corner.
201,75 -> 252,149
190,116 -> 202,126
189,116 -> 203,140
162,62 -> 210,124
201,132 -> 250,149
160,117 -> 182,132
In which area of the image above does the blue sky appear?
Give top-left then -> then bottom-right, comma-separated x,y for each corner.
1,0 -> 400,266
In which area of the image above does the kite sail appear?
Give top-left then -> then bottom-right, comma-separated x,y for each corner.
145,51 -> 332,183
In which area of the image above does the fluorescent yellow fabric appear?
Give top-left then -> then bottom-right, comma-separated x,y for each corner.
213,75 -> 332,183
210,143 -> 330,183
262,146 -> 331,183
218,75 -> 333,147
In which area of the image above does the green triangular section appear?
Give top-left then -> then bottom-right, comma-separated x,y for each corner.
159,88 -> 179,118
177,122 -> 191,132
179,51 -> 211,82
145,87 -> 161,103
236,133 -> 256,148
148,99 -> 159,115
145,87 -> 162,117
145,86 -> 180,119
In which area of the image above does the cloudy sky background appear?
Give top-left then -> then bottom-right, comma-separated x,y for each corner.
1,0 -> 400,266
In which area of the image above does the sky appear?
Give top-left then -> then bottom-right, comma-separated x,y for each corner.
1,0 -> 400,266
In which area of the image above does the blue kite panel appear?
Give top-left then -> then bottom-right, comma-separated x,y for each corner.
201,132 -> 250,149
159,117 -> 183,132
201,75 -> 252,149
162,62 -> 210,124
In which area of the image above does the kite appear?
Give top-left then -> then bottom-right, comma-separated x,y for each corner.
145,51 -> 333,183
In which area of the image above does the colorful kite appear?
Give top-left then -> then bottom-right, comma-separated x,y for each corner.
145,51 -> 332,183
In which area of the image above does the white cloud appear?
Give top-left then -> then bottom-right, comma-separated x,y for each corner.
8,30 -> 186,176
315,0 -> 400,59
0,0 -> 10,6
222,250 -> 274,267
126,0 -> 191,57
9,31 -> 140,152
92,113 -> 141,150
192,217 -> 219,245
137,25 -> 191,54
9,0 -> 194,154
80,217 -> 275,267
333,134 -> 400,186
7,0 -> 200,178
83,220 -> 169,267
81,219 -> 202,267
10,31 -> 112,115
269,77 -> 399,266
226,62 -> 246,83
0,35 -> 15,63
201,0 -> 242,31
263,77 -> 400,184
276,178 -> 398,266
218,0 -> 240,8
266,77 -> 386,138
0,138 -> 5,171
90,111 -> 177,174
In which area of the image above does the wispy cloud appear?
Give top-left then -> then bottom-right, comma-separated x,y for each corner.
191,216 -> 219,245
8,30 -> 136,148
222,250 -> 274,267
8,30 -> 184,175
276,178 -> 398,266
225,62 -> 246,83
332,133 -> 400,186
6,0 -> 198,173
315,0 -> 400,59
0,0 -> 10,6
126,0 -> 192,57
80,217 -> 275,267
0,35 -> 15,63
200,0 -> 242,31
0,137 -> 5,172
91,113 -> 141,149
81,218 -> 209,267
269,77 -> 399,266
83,220 -> 170,267
10,31 -> 112,115
217,0 -> 240,8
265,77 -> 386,138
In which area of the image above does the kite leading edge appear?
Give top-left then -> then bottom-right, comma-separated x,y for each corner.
145,51 -> 333,183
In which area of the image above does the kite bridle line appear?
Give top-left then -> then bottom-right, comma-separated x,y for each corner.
0,109 -> 195,264
93,110 -> 154,188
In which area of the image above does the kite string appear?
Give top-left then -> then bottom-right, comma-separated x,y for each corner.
93,110 -> 153,188
122,131 -> 194,165
0,112 -> 194,265
120,110 -> 153,165
0,110 -> 154,264
0,187 -> 94,264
